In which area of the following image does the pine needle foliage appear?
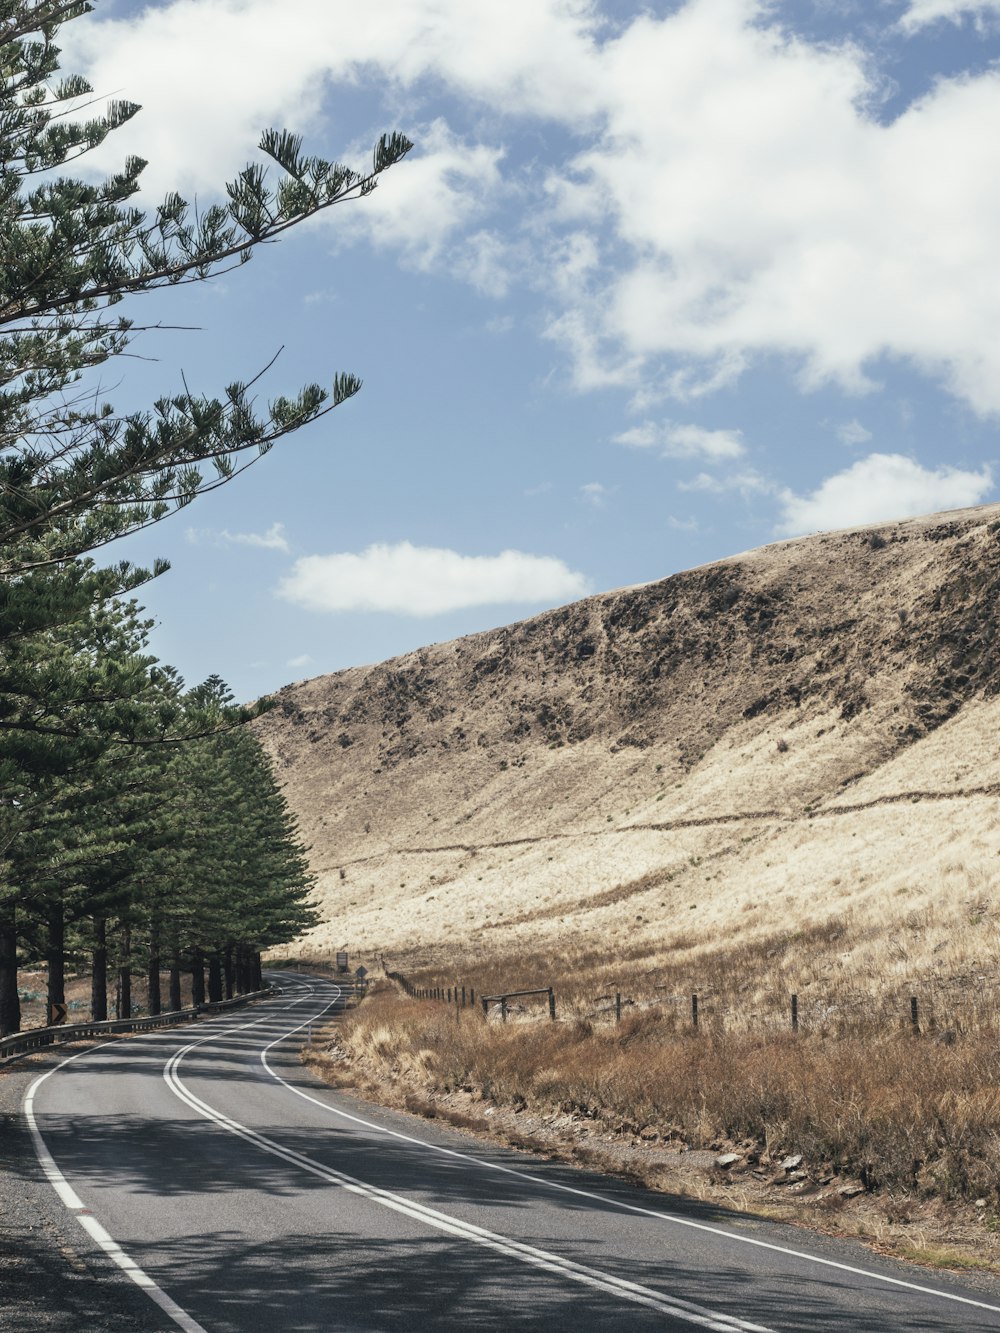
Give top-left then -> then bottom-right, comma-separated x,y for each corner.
0,2 -> 407,1031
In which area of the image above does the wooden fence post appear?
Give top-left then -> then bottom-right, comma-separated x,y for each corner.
548,987 -> 556,1021
500,995 -> 508,1022
481,995 -> 487,1015
791,994 -> 798,1032
471,988 -> 475,1007
461,986 -> 466,1007
691,993 -> 698,1029
911,996 -> 919,1033
615,991 -> 622,1024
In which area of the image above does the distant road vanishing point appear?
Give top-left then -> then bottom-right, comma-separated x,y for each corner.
24,974 -> 1000,1332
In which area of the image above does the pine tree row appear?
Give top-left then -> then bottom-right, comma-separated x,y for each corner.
0,3 -> 409,1034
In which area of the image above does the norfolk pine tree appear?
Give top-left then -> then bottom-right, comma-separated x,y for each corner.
0,2 -> 409,1029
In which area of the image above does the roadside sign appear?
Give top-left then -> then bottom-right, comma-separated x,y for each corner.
48,1001 -> 67,1026
355,966 -> 368,980
336,951 -> 348,973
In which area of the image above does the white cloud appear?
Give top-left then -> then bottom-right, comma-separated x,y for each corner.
615,420 -> 746,460
836,419 -> 873,447
63,0 -> 1000,415
286,653 -> 315,669
61,0 -> 599,194
277,542 -> 590,615
185,522 -> 290,552
776,453 -> 993,535
899,1 -> 1000,30
543,0 -> 1000,415
678,468 -> 770,496
580,482 -> 609,507
333,121 -> 506,273
667,514 -> 700,532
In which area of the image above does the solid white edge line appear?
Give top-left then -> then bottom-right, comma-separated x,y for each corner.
23,986 -> 314,1333
164,993 -> 770,1333
260,974 -> 1000,1320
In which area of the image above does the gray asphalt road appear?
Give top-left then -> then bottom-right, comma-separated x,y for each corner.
24,973 -> 1000,1332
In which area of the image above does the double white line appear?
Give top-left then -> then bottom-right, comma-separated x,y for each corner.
164,1016 -> 771,1333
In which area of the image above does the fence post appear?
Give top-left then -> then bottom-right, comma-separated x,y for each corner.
548,987 -> 556,1021
461,986 -> 466,1007
500,995 -> 508,1023
691,993 -> 699,1029
911,996 -> 919,1033
615,991 -> 622,1024
447,987 -> 452,1003
471,988 -> 475,1007
791,994 -> 798,1032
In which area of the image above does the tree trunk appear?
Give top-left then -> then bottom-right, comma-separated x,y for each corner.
168,956 -> 181,1013
234,942 -> 247,995
91,916 -> 107,1022
207,952 -> 222,1003
147,917 -> 161,1015
0,904 -> 20,1036
191,951 -> 205,1007
117,925 -> 132,1020
253,952 -> 262,991
223,943 -> 234,1000
46,898 -> 65,1026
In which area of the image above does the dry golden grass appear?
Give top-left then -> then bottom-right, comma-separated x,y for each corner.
256,503 -> 1000,1013
335,984 -> 1000,1208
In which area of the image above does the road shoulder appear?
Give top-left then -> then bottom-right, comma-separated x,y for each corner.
0,1048 -> 168,1333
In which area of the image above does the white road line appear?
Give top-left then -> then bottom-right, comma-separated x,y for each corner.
23,987 -> 315,1333
261,976 -> 1000,1320
163,1009 -> 770,1333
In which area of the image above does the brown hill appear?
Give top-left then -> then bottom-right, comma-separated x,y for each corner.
254,503 -> 1000,988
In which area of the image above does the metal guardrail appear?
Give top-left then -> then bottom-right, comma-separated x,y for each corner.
0,987 -> 275,1066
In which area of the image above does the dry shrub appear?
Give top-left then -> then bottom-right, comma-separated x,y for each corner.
339,990 -> 1000,1205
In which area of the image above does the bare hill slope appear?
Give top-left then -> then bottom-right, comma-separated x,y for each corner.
254,504 -> 1000,983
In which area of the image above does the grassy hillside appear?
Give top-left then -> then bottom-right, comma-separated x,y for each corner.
255,502 -> 1000,999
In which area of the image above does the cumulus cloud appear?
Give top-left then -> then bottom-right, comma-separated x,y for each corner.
186,522 -> 290,552
615,421 -> 746,460
277,542 -> 590,615
776,453 -> 993,535
546,1 -> 1000,414
61,0 -> 600,194
332,121 -> 507,274
899,1 -> 1000,30
62,0 -> 1000,415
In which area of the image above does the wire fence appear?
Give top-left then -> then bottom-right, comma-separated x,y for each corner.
386,967 -> 998,1038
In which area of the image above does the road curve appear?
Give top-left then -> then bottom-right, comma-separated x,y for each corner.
25,973 -> 1000,1332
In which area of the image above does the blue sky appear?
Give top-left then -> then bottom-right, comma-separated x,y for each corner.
57,0 -> 1000,700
